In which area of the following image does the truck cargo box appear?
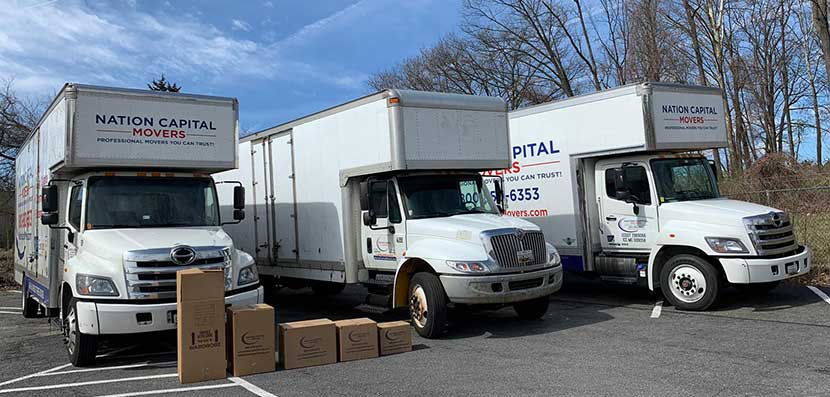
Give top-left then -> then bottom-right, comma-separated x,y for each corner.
508,82 -> 727,157
33,83 -> 238,173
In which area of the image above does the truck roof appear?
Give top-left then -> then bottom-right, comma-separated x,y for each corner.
242,89 -> 506,143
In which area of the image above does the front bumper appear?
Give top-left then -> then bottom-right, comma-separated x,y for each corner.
440,265 -> 562,305
719,246 -> 811,284
76,286 -> 264,335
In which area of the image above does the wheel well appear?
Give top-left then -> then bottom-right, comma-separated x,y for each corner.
393,258 -> 435,308
61,282 -> 73,318
652,246 -> 721,289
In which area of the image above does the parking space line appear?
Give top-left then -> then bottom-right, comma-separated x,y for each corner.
0,363 -> 72,387
0,311 -> 20,315
0,373 -> 177,393
230,377 -> 277,397
650,300 -> 663,318
37,361 -> 177,377
8,291 -> 21,294
807,286 -> 830,305
97,383 -> 239,397
0,307 -> 21,310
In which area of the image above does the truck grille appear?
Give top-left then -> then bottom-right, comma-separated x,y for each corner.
744,212 -> 799,256
124,246 -> 230,299
486,229 -> 546,270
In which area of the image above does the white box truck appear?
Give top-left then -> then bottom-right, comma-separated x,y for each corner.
488,82 -> 811,310
216,90 -> 563,337
14,84 -> 263,366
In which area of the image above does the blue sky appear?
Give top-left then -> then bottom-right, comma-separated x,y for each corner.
0,0 -> 463,134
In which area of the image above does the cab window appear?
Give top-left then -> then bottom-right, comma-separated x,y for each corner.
68,185 -> 83,229
605,166 -> 651,205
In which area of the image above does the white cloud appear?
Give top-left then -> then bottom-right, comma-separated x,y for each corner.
0,0 -> 374,99
263,1 -> 273,7
231,19 -> 251,31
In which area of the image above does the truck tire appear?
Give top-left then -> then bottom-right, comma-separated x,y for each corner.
735,281 -> 780,296
65,298 -> 98,367
311,282 -> 346,296
660,254 -> 720,311
408,272 -> 448,338
21,293 -> 41,318
513,295 -> 550,320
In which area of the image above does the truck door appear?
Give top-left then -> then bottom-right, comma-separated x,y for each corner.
63,184 -> 83,265
360,179 -> 405,272
596,162 -> 658,254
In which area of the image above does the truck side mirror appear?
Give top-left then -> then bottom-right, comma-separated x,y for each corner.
363,210 -> 377,226
615,189 -> 631,202
233,186 -> 245,209
41,212 -> 58,225
359,181 -> 369,211
42,185 -> 58,213
233,209 -> 245,221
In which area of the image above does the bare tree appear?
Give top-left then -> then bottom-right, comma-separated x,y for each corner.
0,80 -> 43,214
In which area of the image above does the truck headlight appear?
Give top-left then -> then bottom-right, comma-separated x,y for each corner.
238,265 -> 259,286
76,274 -> 119,296
705,237 -> 749,254
546,243 -> 561,265
447,260 -> 490,273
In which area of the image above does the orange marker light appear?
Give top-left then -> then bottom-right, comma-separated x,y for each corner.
137,172 -> 147,177
388,97 -> 400,105
103,172 -> 115,177
669,233 -> 676,239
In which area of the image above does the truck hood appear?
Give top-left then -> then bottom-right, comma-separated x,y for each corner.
406,213 -> 541,242
81,227 -> 233,263
659,198 -> 781,227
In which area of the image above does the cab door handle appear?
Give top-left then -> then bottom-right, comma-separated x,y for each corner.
605,216 -> 617,221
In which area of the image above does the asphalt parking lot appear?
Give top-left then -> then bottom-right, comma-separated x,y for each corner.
1,277 -> 829,396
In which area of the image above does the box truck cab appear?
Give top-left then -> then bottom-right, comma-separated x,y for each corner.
218,90 -> 563,337
494,82 -> 810,310
15,84 -> 263,366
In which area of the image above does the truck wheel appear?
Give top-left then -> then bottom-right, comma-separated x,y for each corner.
408,272 -> 448,338
311,282 -> 346,296
735,281 -> 780,296
660,255 -> 720,311
21,293 -> 41,318
65,298 -> 98,367
513,296 -> 550,320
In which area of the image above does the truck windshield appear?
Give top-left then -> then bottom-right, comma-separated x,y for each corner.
86,177 -> 220,229
651,158 -> 719,203
397,174 -> 499,219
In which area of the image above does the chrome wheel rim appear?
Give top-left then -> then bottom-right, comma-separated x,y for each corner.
669,264 -> 707,304
66,306 -> 77,355
409,285 -> 428,329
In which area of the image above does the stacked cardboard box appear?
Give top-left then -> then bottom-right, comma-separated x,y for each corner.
227,304 -> 276,377
176,268 -> 227,384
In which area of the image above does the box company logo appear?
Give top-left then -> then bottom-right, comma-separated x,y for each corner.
241,332 -> 265,346
384,330 -> 405,342
299,336 -> 323,349
348,330 -> 370,343
94,114 -> 217,140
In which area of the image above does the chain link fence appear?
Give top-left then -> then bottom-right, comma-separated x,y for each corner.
721,184 -> 830,285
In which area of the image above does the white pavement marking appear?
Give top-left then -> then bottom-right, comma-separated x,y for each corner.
0,311 -> 20,315
37,361 -> 177,377
97,383 -> 239,397
808,286 -> 830,305
0,307 -> 21,310
230,377 -> 277,397
0,373 -> 177,393
0,363 -> 72,387
8,290 -> 21,294
650,300 -> 663,318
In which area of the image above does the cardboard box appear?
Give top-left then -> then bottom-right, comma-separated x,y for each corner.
278,319 -> 337,370
334,318 -> 378,362
177,268 -> 226,384
377,321 -> 412,356
226,304 -> 276,377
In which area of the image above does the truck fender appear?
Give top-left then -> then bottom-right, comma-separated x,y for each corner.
392,258 -> 435,308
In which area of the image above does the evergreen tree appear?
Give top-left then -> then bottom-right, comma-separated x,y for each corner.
147,74 -> 181,92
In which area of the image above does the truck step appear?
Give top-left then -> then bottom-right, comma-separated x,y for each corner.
354,303 -> 391,315
599,275 -> 639,285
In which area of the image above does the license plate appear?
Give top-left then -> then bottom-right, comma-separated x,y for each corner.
167,311 -> 177,325
517,249 -> 533,264
785,262 -> 798,275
